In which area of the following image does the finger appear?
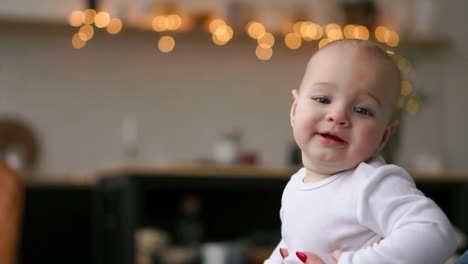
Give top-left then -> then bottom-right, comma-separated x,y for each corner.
279,248 -> 289,259
331,249 -> 343,262
296,251 -> 326,264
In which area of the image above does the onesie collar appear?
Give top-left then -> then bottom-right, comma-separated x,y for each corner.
295,155 -> 385,191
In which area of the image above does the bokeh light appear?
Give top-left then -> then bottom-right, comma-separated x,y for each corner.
299,22 -> 322,40
152,16 -> 168,32
69,11 -> 84,27
355,25 -> 369,40
247,21 -> 266,39
257,32 -> 275,48
401,80 -> 413,96
385,30 -> 400,47
106,18 -> 123,34
285,33 -> 302,49
79,24 -> 94,41
343,24 -> 356,38
167,14 -> 182,31
255,46 -> 273,60
293,21 -> 303,35
95,12 -> 111,28
325,23 -> 343,40
406,98 -> 420,115
72,33 -> 86,49
375,26 -> 388,43
83,9 -> 96,24
209,18 -> 225,34
158,36 -> 175,52
318,38 -> 332,49
212,25 -> 233,45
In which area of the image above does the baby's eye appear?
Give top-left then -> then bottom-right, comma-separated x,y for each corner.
313,97 -> 330,104
354,107 -> 372,116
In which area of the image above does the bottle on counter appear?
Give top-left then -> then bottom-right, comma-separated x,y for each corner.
175,195 -> 204,264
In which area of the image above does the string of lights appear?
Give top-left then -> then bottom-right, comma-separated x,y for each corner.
67,9 -> 420,115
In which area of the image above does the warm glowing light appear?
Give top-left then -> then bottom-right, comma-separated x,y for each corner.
212,34 -> 225,45
313,24 -> 323,40
212,33 -> 231,45
355,25 -> 369,40
375,26 -> 389,43
385,30 -> 400,47
79,24 -> 94,41
401,80 -> 413,96
167,14 -> 182,31
69,11 -> 84,27
255,46 -> 273,60
299,22 -> 322,40
83,9 -> 96,24
247,21 -> 266,39
95,12 -> 111,28
293,21 -> 303,35
327,29 -> 343,40
158,36 -> 175,52
343,24 -> 356,38
406,98 -> 420,114
318,38 -> 332,49
299,21 -> 313,39
386,50 -> 395,55
325,24 -> 341,32
106,18 -> 122,34
209,18 -> 225,33
72,33 -> 86,49
326,24 -> 343,41
257,32 -> 275,48
285,33 -> 302,49
212,25 -> 233,45
152,16 -> 168,32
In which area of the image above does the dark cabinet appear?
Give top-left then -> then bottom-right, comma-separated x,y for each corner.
93,167 -> 468,264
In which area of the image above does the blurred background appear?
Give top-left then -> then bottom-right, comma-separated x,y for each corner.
0,0 -> 467,263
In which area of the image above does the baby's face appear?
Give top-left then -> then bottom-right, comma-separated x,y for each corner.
291,43 -> 400,176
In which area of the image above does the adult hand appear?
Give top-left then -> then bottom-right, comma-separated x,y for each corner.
279,248 -> 343,264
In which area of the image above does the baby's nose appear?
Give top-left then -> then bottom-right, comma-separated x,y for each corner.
326,110 -> 350,126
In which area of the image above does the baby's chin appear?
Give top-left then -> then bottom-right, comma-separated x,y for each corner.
303,158 -> 360,176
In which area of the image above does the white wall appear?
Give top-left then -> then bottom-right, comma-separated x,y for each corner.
397,0 -> 468,171
1,0 -> 467,176
0,22 -> 311,174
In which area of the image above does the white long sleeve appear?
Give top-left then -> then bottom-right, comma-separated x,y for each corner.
338,164 -> 457,264
264,156 -> 457,264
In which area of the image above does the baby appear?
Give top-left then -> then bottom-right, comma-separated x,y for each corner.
264,39 -> 457,264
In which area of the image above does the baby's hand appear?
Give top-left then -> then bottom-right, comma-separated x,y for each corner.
279,248 -> 343,264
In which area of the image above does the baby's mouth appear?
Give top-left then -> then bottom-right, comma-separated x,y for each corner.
318,133 -> 346,143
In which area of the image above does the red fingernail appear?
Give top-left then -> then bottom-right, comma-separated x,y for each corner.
296,251 -> 307,262
279,248 -> 285,258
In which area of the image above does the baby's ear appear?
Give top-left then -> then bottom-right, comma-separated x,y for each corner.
387,119 -> 399,136
290,90 -> 299,126
379,120 -> 400,147
292,89 -> 299,101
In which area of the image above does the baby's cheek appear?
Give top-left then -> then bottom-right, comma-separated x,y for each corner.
357,130 -> 382,155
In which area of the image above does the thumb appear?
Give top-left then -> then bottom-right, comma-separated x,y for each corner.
279,248 -> 289,259
296,251 -> 326,264
331,249 -> 343,262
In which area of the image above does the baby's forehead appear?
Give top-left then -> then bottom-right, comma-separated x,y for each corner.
311,40 -> 395,69
303,40 -> 401,110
